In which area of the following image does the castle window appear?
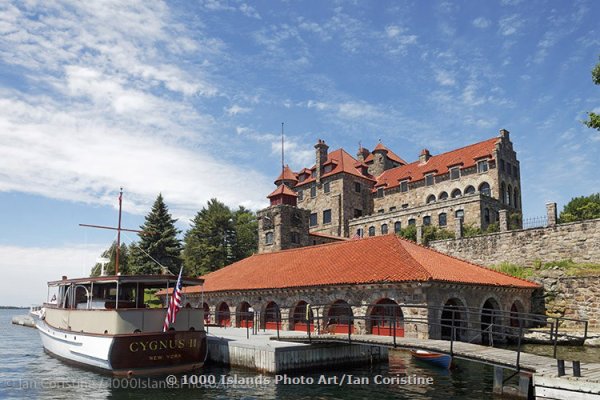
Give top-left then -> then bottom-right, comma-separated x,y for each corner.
465,185 -> 475,195
426,194 -> 436,204
479,182 -> 491,196
310,184 -> 316,198
513,165 -> 518,177
298,174 -> 306,183
425,174 -> 434,186
381,224 -> 388,234
400,180 -> 409,192
377,187 -> 384,198
311,170 -> 316,178
500,159 -> 505,173
356,228 -> 364,238
309,213 -> 317,227
514,188 -> 519,209
455,210 -> 464,219
378,209 -> 384,214
484,208 -> 490,224
323,209 -> 332,224
389,206 -> 396,212
449,167 -> 460,180
477,160 -> 489,173
265,232 -> 273,245
354,209 -> 363,218
291,231 -> 299,244
451,188 -> 462,198
507,185 -> 513,206
355,182 -> 361,193
394,221 -> 401,233
439,191 -> 448,201
408,218 -> 416,226
439,213 -> 447,227
297,190 -> 303,201
368,226 -> 375,236
423,216 -> 431,226
324,182 -> 330,193
501,182 -> 506,204
324,164 -> 333,173
506,162 -> 512,175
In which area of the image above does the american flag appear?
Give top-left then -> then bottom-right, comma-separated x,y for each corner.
163,267 -> 183,332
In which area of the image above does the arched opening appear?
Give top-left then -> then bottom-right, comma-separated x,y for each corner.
464,185 -> 475,195
426,194 -> 436,204
394,221 -> 401,234
326,300 -> 354,334
216,302 -> 231,327
481,298 -> 502,345
381,223 -> 388,235
369,298 -> 404,337
368,226 -> 375,236
451,188 -> 462,198
501,182 -> 506,204
507,185 -> 513,206
510,301 -> 524,328
441,298 -> 467,341
513,188 -> 520,209
439,191 -> 449,201
202,302 -> 210,324
236,301 -> 253,328
291,300 -> 314,332
479,182 -> 491,196
264,301 -> 281,330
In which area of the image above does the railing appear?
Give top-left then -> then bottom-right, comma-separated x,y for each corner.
210,302 -> 589,373
522,216 -> 548,229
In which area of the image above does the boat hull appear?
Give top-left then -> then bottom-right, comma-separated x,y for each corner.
36,319 -> 207,375
410,350 -> 452,369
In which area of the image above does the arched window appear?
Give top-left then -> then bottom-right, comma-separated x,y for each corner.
426,194 -> 436,204
439,213 -> 447,226
368,226 -> 375,236
408,218 -> 416,226
484,208 -> 490,223
479,182 -> 491,196
439,191 -> 448,201
501,182 -> 506,204
465,185 -> 475,195
451,188 -> 462,198
514,188 -> 519,209
423,216 -> 431,226
265,232 -> 273,245
394,221 -> 401,233
381,224 -> 388,234
507,185 -> 513,205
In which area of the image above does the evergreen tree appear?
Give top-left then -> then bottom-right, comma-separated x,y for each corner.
183,199 -> 258,276
90,241 -> 130,276
129,194 -> 183,275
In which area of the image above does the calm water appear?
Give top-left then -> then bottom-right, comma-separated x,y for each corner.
0,309 -> 528,399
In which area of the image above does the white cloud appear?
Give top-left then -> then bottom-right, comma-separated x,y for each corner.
225,104 -> 252,116
498,14 -> 524,36
0,244 -> 104,306
435,70 -> 456,86
239,3 -> 261,19
472,17 -> 491,29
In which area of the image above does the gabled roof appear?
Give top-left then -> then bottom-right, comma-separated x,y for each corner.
267,184 -> 297,198
365,143 -> 408,165
183,234 -> 538,294
375,137 -> 497,190
295,148 -> 375,186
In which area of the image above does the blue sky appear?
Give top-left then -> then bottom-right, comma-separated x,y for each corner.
0,0 -> 598,305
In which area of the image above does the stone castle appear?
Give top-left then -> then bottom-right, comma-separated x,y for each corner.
258,128 -> 522,253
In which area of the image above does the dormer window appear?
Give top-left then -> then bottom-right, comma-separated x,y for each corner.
425,174 -> 434,186
311,170 -> 316,178
477,160 -> 489,173
310,184 -> 316,198
377,187 -> 384,198
400,180 -> 408,192
449,167 -> 460,180
298,174 -> 306,183
324,165 -> 333,173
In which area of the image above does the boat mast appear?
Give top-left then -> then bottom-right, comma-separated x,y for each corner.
80,188 -> 142,276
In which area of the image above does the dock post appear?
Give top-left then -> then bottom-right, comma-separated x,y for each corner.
557,359 -> 565,377
493,366 -> 504,395
573,361 -> 581,377
518,373 -> 532,399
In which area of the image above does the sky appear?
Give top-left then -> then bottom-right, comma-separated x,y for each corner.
0,0 -> 598,306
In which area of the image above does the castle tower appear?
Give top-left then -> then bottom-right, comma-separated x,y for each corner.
368,142 -> 390,176
257,184 -> 311,254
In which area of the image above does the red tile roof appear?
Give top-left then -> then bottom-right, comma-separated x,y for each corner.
184,234 -> 538,294
274,165 -> 298,184
365,143 -> 408,165
309,231 -> 348,241
295,148 -> 375,186
267,184 -> 297,198
374,137 -> 497,190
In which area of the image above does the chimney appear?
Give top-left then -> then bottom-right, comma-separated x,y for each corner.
419,149 -> 431,164
356,146 -> 370,162
499,128 -> 510,141
314,139 -> 329,183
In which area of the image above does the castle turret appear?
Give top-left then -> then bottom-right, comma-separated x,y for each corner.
368,142 -> 389,176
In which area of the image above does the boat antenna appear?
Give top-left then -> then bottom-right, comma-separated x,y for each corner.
79,188 -> 143,276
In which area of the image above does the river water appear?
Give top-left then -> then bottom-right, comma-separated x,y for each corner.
2,308 -> 596,399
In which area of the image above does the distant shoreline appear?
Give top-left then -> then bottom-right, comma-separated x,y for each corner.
0,306 -> 29,309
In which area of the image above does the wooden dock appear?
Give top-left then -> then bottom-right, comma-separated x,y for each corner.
277,333 -> 600,399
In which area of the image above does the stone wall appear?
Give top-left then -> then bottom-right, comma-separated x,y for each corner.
532,270 -> 600,330
429,218 -> 600,267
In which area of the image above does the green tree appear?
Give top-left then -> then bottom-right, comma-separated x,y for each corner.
90,241 -> 130,276
129,194 -> 183,275
397,224 -> 417,242
559,193 -> 600,223
422,226 -> 455,245
583,55 -> 600,131
183,199 -> 258,276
